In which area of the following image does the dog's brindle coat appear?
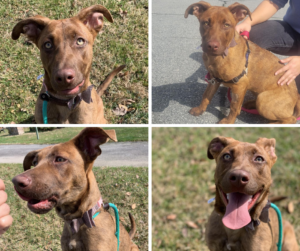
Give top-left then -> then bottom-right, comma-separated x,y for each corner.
185,2 -> 300,124
206,137 -> 298,251
12,128 -> 139,251
12,5 -> 123,124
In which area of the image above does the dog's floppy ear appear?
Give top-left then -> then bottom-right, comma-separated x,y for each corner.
228,3 -> 252,22
184,1 -> 211,19
74,127 -> 117,162
255,138 -> 277,166
76,5 -> 113,37
207,137 -> 237,160
23,150 -> 39,171
12,16 -> 51,46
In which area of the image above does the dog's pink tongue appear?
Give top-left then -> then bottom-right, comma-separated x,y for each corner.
222,192 -> 251,230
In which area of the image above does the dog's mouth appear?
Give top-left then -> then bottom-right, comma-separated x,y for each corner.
219,188 -> 262,230
58,79 -> 85,96
14,187 -> 58,214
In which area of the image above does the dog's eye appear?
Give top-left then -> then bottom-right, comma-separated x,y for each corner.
76,38 -> 85,46
44,42 -> 52,49
223,154 -> 232,160
32,160 -> 38,166
254,156 -> 264,162
224,23 -> 230,28
55,157 -> 66,163
203,21 -> 209,26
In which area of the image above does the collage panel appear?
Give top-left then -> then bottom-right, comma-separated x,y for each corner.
152,0 -> 300,124
1,0 -> 148,125
152,127 -> 300,250
0,126 -> 148,250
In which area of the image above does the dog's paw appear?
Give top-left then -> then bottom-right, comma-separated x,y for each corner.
189,107 -> 205,116
218,118 -> 232,124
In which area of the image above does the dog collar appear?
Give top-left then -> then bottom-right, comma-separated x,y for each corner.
40,83 -> 93,110
207,40 -> 250,85
68,197 -> 103,234
245,200 -> 270,231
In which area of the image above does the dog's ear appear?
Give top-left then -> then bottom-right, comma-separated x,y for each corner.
255,138 -> 277,166
184,1 -> 211,19
12,16 -> 51,46
228,3 -> 252,22
76,5 -> 113,36
23,150 -> 39,171
207,137 -> 237,160
74,127 -> 117,162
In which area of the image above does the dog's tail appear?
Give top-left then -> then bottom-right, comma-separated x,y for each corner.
128,212 -> 137,239
97,65 -> 126,96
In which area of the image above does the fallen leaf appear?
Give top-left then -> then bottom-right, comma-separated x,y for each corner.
182,228 -> 188,237
113,104 -> 128,116
136,175 -> 139,179
209,185 -> 216,192
197,218 -> 206,224
119,217 -> 125,222
186,221 -> 199,229
287,201 -> 294,213
126,192 -> 131,196
166,214 -> 176,220
132,204 -> 136,209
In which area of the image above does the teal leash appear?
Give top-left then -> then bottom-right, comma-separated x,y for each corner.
42,93 -> 48,124
271,203 -> 283,251
92,203 -> 120,251
109,203 -> 120,251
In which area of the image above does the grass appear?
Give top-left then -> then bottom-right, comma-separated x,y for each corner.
0,164 -> 148,251
0,0 -> 148,124
0,127 -> 148,144
152,127 -> 300,251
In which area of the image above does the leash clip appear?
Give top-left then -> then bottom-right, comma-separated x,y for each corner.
40,92 -> 50,101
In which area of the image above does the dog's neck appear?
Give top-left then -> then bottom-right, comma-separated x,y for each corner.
56,169 -> 101,221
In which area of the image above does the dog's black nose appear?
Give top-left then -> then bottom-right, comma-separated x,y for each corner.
12,175 -> 32,189
229,170 -> 250,187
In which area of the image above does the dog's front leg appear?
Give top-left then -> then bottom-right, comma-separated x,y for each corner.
218,83 -> 247,124
189,81 -> 221,116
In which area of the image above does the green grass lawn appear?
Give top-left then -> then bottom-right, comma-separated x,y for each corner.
152,127 -> 300,251
0,0 -> 148,124
0,164 -> 148,251
0,127 -> 148,144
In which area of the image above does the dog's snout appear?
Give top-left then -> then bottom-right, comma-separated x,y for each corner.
208,41 -> 219,51
55,69 -> 75,84
229,170 -> 250,187
12,175 -> 32,189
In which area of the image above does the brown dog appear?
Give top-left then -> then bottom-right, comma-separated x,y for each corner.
185,2 -> 300,124
12,5 -> 125,124
206,136 -> 298,251
12,128 -> 139,251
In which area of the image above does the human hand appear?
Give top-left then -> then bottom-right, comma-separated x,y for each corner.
0,179 -> 13,235
275,56 -> 300,85
235,19 -> 251,40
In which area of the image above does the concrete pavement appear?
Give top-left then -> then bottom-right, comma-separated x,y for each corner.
152,0 -> 294,124
0,142 -> 148,167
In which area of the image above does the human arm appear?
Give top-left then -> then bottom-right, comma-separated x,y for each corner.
235,0 -> 280,39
